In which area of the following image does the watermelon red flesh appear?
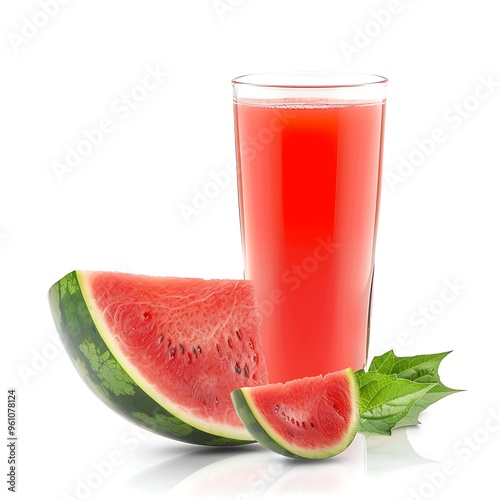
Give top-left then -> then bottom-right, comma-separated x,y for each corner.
249,372 -> 355,449
233,369 -> 359,458
81,271 -> 268,435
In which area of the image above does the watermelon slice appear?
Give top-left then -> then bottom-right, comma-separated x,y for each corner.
231,369 -> 359,459
48,270 -> 269,445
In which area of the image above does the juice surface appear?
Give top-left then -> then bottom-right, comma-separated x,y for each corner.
234,99 -> 385,383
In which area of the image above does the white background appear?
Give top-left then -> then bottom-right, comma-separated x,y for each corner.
2,1 -> 499,499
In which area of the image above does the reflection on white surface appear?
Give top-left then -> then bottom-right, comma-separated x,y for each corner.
129,430 -> 431,497
129,429 -> 429,500
366,428 -> 434,476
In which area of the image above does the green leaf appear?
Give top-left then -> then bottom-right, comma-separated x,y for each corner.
355,371 -> 436,435
367,350 -> 463,428
369,350 -> 449,381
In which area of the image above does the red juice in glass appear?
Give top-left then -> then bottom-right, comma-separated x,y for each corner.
233,73 -> 387,383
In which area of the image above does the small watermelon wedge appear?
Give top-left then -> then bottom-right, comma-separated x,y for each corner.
231,369 -> 359,459
48,270 -> 269,446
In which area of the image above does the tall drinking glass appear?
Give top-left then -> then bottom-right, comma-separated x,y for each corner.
232,72 -> 387,383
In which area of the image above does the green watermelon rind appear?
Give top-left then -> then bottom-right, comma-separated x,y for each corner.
231,369 -> 360,459
48,270 -> 254,446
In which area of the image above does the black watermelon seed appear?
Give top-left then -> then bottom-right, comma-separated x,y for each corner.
236,329 -> 242,340
243,364 -> 249,377
234,362 -> 241,374
179,344 -> 185,354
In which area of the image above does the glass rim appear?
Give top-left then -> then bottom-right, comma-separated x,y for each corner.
231,71 -> 388,90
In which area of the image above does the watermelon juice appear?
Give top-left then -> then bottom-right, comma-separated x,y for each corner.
233,73 -> 387,383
